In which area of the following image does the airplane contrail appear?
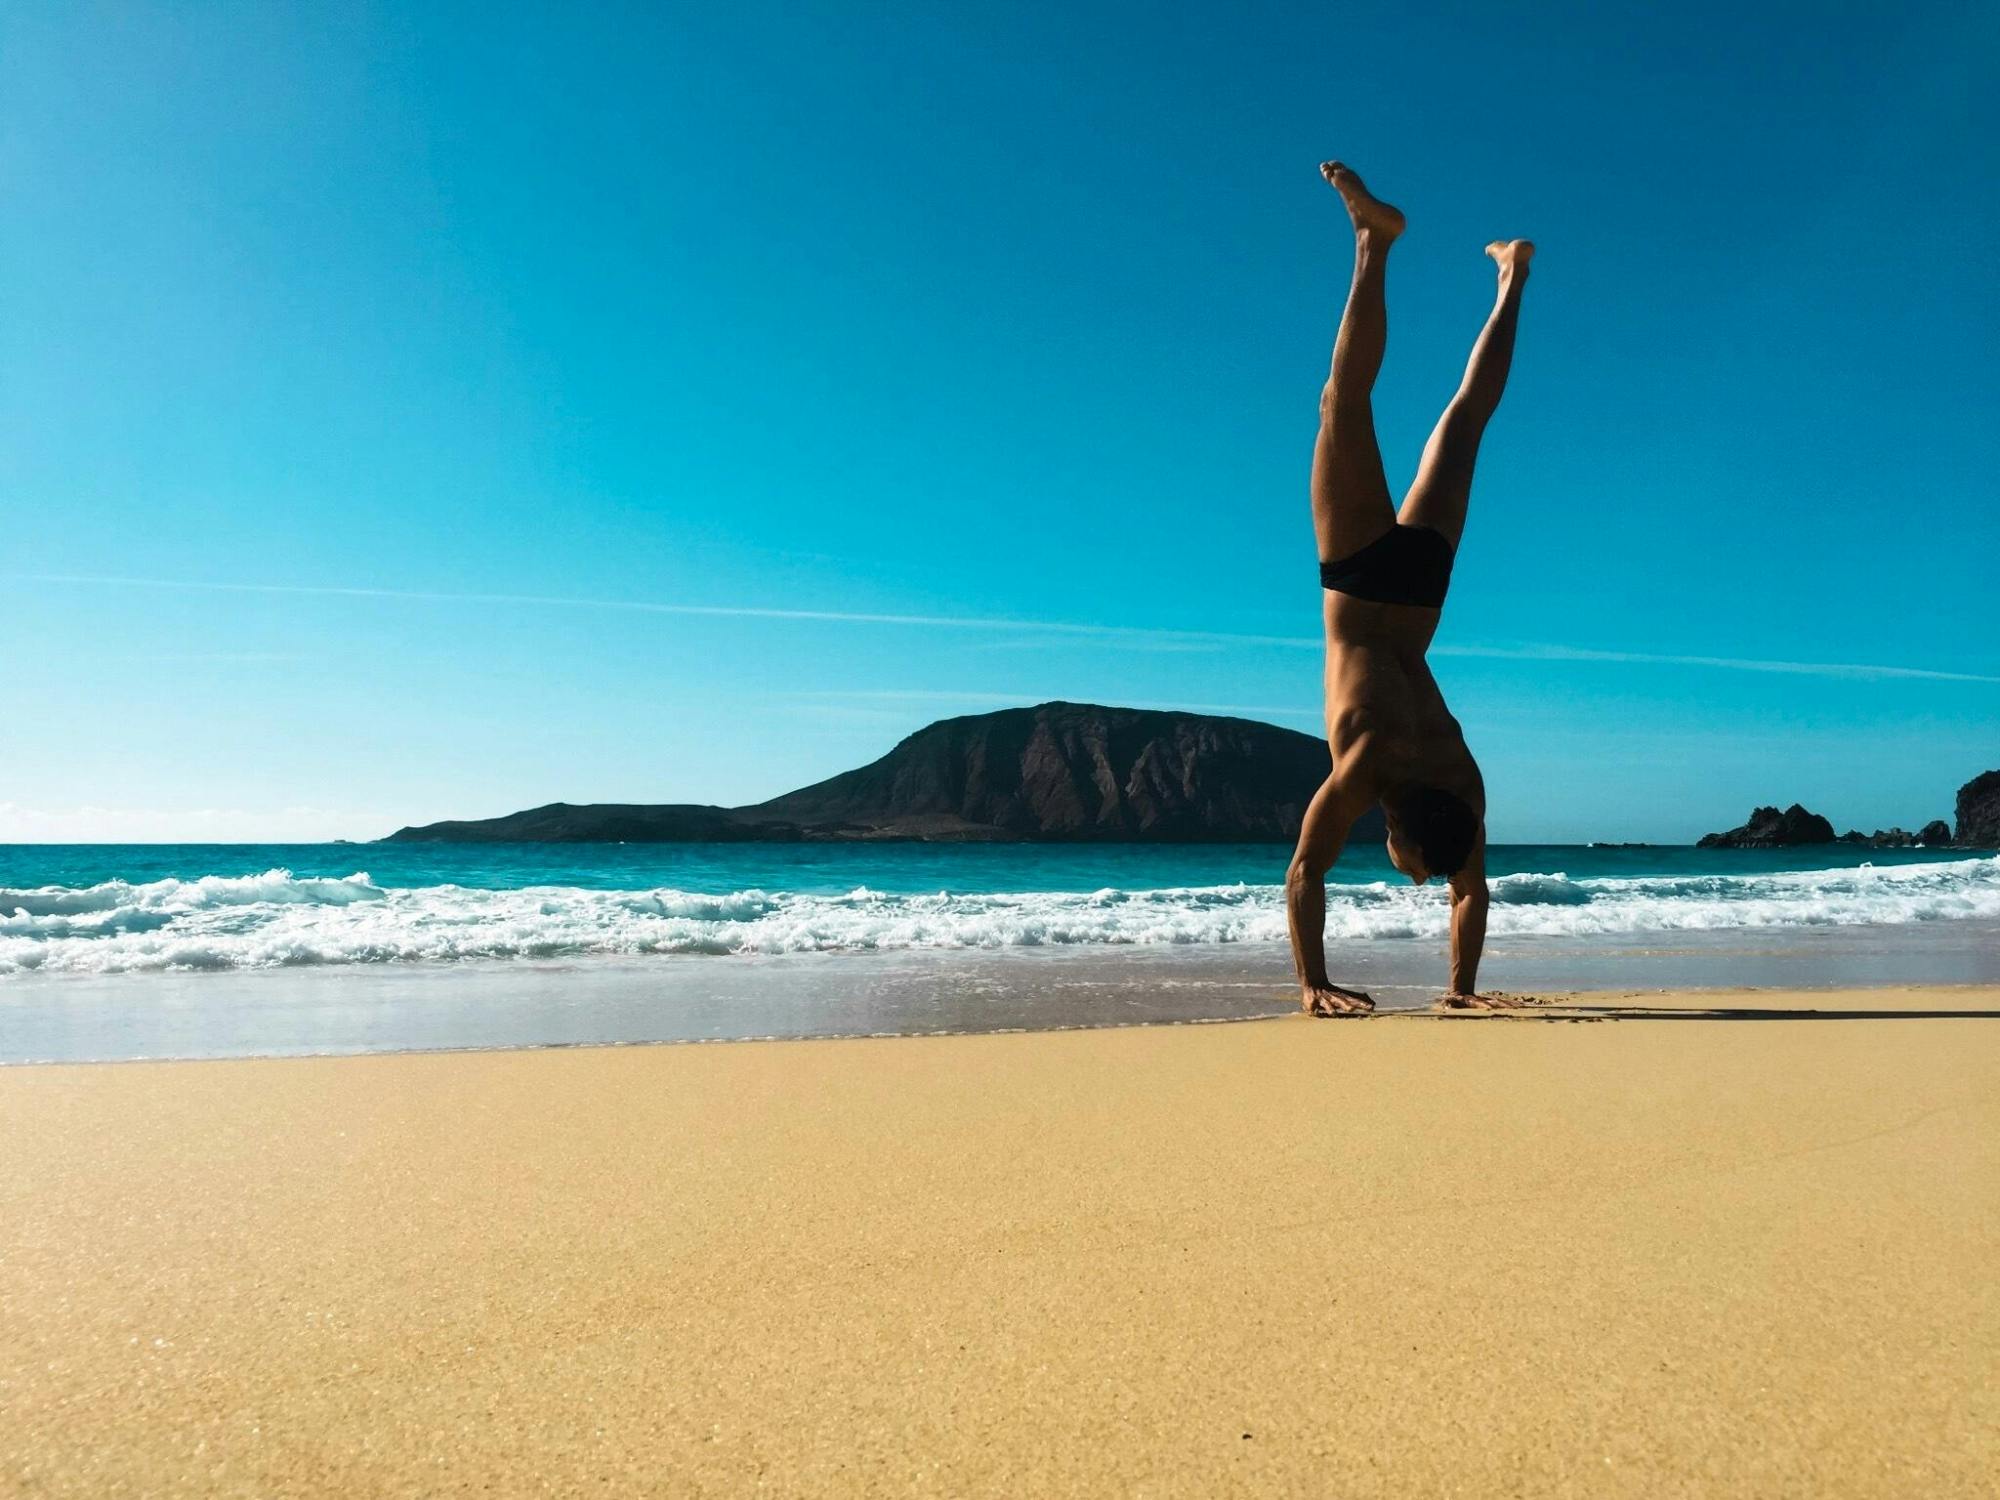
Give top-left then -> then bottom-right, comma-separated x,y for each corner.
16,572 -> 1999,684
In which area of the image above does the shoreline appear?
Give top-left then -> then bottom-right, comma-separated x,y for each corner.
7,985 -> 1996,1495
8,976 -> 2000,1069
9,918 -> 2000,1064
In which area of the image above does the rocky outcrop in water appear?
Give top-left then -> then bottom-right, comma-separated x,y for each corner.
1727,803 -> 1975,850
1957,771 -> 2000,848
386,702 -> 1386,845
385,804 -> 800,843
1698,804 -> 1836,848
1861,827 -> 1919,848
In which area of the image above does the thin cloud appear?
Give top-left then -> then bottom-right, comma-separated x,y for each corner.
17,572 -> 1997,685
17,571 -> 1303,650
112,651 -> 313,664
969,635 -> 1227,655
1432,642 -> 2000,685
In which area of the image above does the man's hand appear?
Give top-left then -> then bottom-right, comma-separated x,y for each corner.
1431,991 -> 1540,1011
1301,983 -> 1375,1017
1287,769 -> 1372,1017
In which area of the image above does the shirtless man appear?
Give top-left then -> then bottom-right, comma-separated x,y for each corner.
1286,161 -> 1533,1016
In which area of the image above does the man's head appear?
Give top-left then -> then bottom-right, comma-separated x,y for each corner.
1381,785 -> 1479,885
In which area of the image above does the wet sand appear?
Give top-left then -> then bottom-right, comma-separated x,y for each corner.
16,920 -> 2000,1063
5,986 -> 1996,1495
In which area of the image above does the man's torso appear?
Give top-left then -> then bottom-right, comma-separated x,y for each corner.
1322,594 -> 1482,812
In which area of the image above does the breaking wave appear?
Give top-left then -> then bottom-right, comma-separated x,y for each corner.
3,857 -> 1996,975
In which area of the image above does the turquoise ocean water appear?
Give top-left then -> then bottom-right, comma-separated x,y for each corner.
4,842 -> 1996,1060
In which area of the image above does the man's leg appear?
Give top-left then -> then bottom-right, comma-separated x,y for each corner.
1398,240 -> 1534,550
1311,162 -> 1404,562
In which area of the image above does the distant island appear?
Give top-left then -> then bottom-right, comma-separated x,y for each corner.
1697,771 -> 1998,849
385,702 -> 1388,845
386,701 -> 1997,849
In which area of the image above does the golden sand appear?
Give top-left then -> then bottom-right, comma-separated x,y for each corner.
4,987 -> 1996,1496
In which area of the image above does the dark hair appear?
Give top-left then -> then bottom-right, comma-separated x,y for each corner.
1385,786 -> 1479,876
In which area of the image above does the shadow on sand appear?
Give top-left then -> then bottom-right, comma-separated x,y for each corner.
1455,1003 -> 2000,1023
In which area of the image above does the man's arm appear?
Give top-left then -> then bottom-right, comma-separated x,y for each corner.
1286,766 -> 1374,1015
1446,835 -> 1489,997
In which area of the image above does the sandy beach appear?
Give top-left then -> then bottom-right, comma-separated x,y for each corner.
5,986 -> 1995,1496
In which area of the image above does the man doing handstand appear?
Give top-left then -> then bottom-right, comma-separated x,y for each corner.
1287,161 -> 1533,1016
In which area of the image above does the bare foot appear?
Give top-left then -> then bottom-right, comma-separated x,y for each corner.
1321,162 -> 1404,240
1302,984 -> 1376,1018
1485,239 -> 1535,277
1432,991 -> 1540,1012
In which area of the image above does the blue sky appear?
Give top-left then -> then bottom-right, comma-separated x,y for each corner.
4,0 -> 1995,842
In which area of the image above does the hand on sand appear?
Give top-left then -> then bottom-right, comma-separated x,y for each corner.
1302,984 -> 1376,1018
1432,991 -> 1542,1012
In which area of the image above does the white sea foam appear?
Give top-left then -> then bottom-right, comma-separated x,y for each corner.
2,858 -> 1997,975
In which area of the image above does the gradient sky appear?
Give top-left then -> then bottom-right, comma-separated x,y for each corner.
4,0 -> 1996,843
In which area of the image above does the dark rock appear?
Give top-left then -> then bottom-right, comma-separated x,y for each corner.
385,803 -> 798,844
1696,804 -> 1836,849
739,701 -> 1381,843
386,703 -> 1388,845
1956,771 -> 2000,849
1833,820 -> 1957,849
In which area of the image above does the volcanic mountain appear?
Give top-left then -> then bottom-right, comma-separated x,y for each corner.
385,701 -> 1383,844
